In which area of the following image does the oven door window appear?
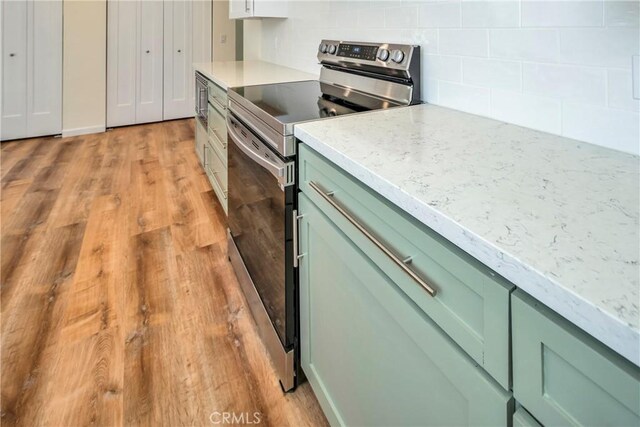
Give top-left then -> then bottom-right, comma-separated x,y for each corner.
228,130 -> 294,347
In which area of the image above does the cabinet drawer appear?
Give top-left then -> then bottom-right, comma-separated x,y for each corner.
207,80 -> 227,114
208,124 -> 227,166
299,144 -> 514,389
299,194 -> 513,427
204,143 -> 228,213
512,290 -> 640,426
207,103 -> 226,144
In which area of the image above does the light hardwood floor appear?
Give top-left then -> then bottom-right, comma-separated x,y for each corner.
0,120 -> 328,427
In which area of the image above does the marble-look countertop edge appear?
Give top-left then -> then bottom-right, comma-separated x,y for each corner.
193,60 -> 318,91
295,125 -> 640,367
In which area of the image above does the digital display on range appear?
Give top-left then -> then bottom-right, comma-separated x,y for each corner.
337,44 -> 378,61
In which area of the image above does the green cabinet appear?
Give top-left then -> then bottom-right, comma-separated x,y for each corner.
298,193 -> 513,427
512,290 -> 640,426
298,144 -> 514,390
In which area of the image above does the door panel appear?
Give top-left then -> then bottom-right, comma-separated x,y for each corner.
299,193 -> 513,427
27,0 -> 62,137
136,0 -> 163,123
107,0 -> 137,127
1,0 -> 28,140
163,0 -> 192,120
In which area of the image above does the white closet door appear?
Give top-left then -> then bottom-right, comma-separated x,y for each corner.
1,0 -> 28,140
136,0 -> 163,124
107,0 -> 137,127
27,0 -> 62,137
163,0 -> 193,120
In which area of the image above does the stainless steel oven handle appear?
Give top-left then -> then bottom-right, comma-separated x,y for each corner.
227,115 -> 285,181
308,180 -> 437,297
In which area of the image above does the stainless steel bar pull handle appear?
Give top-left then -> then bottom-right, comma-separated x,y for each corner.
308,180 -> 437,297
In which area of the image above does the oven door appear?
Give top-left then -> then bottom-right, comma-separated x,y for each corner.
227,113 -> 296,350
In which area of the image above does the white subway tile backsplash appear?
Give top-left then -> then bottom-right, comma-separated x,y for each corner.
491,90 -> 562,134
358,6 -> 380,29
423,78 -> 440,103
604,1 -> 640,28
424,54 -> 462,82
418,1 -> 461,28
559,28 -> 640,68
521,1 -> 603,27
385,5 -> 419,29
258,0 -> 640,153
522,63 -> 606,105
439,81 -> 491,115
440,29 -> 489,57
461,0 -> 520,28
607,69 -> 640,112
462,57 -> 521,91
490,29 -> 559,62
562,102 -> 640,154
400,28 -> 439,53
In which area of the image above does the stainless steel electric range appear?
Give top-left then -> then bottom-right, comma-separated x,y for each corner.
226,40 -> 421,391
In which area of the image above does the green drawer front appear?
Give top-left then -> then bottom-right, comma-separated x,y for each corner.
298,144 -> 514,390
204,142 -> 227,213
207,80 -> 227,115
208,124 -> 227,166
207,103 -> 226,145
512,290 -> 640,426
299,194 -> 513,427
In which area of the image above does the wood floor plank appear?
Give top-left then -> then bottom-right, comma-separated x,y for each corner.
1,119 -> 328,427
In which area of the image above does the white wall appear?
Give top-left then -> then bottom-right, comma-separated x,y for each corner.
213,0 -> 237,60
62,0 -> 107,137
253,0 -> 640,154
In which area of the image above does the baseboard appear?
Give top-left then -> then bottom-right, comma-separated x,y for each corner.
61,125 -> 106,138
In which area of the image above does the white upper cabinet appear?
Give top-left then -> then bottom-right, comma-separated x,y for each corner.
163,0 -> 211,120
229,0 -> 287,19
1,0 -> 62,141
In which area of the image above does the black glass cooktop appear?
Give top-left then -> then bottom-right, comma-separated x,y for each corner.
229,80 -> 399,127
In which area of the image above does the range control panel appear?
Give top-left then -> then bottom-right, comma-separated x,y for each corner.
317,40 -> 419,76
337,43 -> 379,61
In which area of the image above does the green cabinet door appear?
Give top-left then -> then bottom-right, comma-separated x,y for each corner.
298,193 -> 513,427
512,290 -> 640,427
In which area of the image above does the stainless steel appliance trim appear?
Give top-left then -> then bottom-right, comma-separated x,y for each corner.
195,73 -> 209,127
227,231 -> 296,391
308,180 -> 437,297
228,97 -> 297,157
227,114 -> 295,187
319,67 -> 413,106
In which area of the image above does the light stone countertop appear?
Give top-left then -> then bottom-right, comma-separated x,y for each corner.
193,60 -> 317,90
294,103 -> 640,366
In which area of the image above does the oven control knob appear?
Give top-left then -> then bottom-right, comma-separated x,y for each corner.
319,43 -> 328,54
377,48 -> 390,62
328,44 -> 337,54
391,49 -> 405,63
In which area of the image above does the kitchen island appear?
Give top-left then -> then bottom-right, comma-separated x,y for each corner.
294,103 -> 639,426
